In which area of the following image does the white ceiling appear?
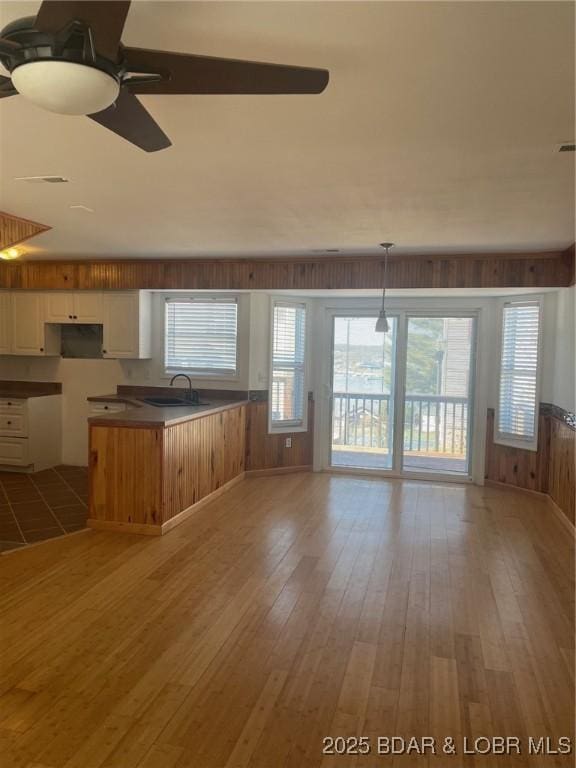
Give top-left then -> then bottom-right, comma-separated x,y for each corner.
0,1 -> 574,260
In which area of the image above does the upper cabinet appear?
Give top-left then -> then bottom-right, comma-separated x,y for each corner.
103,292 -> 151,359
3,290 -> 151,359
10,293 -> 59,356
0,292 -> 11,354
44,292 -> 103,324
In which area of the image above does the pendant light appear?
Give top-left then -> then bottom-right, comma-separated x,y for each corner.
375,242 -> 394,333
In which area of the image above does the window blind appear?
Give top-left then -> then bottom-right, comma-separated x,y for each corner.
497,301 -> 541,443
271,302 -> 307,426
164,298 -> 238,374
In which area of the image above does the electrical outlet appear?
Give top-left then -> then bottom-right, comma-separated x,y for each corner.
285,437 -> 292,448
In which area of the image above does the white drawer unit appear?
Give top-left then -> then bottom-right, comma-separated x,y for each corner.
0,413 -> 27,437
89,402 -> 127,415
0,436 -> 29,467
0,394 -> 62,472
0,398 -> 26,413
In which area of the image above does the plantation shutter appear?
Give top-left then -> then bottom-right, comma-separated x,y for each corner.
497,301 -> 541,444
165,298 -> 238,374
271,302 -> 307,426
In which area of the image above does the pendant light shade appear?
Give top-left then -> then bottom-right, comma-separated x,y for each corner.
375,309 -> 389,333
375,242 -> 394,333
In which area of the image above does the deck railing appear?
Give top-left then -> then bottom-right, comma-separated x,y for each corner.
332,392 -> 468,455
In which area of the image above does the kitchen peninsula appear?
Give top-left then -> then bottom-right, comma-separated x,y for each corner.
88,395 -> 248,535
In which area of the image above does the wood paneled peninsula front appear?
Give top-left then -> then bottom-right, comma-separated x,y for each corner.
88,400 -> 247,535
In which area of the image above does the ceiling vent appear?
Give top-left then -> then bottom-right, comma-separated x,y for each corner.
558,143 -> 575,152
14,175 -> 70,183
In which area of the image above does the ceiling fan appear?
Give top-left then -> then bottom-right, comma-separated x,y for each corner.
0,1 -> 329,152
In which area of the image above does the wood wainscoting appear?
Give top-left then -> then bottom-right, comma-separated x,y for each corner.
485,406 -> 575,526
1,246 -> 574,290
245,399 -> 314,474
89,405 -> 246,534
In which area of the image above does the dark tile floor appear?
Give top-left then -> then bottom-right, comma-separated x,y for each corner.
0,466 -> 88,553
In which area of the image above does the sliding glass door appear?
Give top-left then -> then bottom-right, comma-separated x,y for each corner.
402,316 -> 475,475
328,312 -> 476,478
330,315 -> 397,470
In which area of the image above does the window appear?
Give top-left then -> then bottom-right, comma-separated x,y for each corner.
270,301 -> 307,430
164,298 -> 238,375
496,299 -> 541,450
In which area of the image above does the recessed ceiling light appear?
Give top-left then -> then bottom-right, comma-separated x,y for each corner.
14,175 -> 70,183
0,247 -> 20,260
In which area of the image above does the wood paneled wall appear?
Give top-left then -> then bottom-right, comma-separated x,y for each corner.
1,247 -> 573,290
548,418 -> 576,524
163,405 -> 246,522
246,400 -> 314,472
485,408 -> 575,525
89,405 -> 246,533
89,425 -> 164,528
0,211 -> 51,252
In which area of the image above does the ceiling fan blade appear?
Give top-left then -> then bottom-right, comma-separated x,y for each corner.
0,75 -> 17,98
87,87 -> 171,152
35,1 -> 131,61
122,47 -> 329,95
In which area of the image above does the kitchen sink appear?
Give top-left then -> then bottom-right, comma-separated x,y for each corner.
142,397 -> 210,407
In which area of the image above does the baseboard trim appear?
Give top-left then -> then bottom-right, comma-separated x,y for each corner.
87,518 -> 162,536
88,472 -> 246,536
160,472 -> 245,534
245,465 -> 312,478
547,496 -> 576,536
485,480 -> 575,534
484,479 -> 549,498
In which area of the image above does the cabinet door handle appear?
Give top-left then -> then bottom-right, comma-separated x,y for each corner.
7,421 -> 11,425
39,347 -> 44,352
68,315 -> 72,319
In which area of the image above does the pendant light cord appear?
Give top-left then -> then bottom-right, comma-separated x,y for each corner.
381,245 -> 389,311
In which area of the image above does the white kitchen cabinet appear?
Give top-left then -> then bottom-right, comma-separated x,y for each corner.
102,292 -> 151,359
0,291 -> 11,354
44,292 -> 103,324
0,396 -> 62,471
10,293 -> 60,356
89,401 -> 128,415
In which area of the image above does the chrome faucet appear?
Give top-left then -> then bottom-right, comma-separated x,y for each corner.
169,374 -> 199,403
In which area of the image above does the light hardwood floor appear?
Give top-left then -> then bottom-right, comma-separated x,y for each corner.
0,474 -> 574,767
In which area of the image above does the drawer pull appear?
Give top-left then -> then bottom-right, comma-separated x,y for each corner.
7,421 -> 11,425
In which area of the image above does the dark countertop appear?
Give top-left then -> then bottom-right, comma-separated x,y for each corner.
0,381 -> 62,399
87,393 -> 143,407
88,399 -> 249,428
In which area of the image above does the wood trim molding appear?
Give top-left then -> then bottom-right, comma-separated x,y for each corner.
88,473 -> 247,536
161,472 -> 245,534
0,248 -> 573,290
548,496 -> 576,536
245,465 -> 312,478
0,211 -> 51,252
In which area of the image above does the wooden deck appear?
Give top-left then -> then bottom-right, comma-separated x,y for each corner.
0,473 -> 573,766
332,448 -> 468,473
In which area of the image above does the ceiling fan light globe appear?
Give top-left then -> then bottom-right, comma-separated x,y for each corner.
11,61 -> 119,116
